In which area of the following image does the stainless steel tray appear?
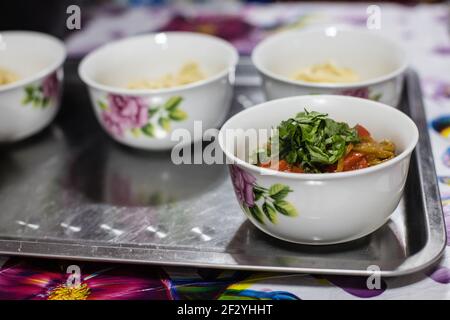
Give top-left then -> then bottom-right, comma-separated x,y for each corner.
0,60 -> 446,276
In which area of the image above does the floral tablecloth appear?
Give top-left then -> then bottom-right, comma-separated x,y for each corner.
1,2 -> 450,300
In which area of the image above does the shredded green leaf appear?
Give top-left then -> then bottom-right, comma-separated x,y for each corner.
276,110 -> 360,173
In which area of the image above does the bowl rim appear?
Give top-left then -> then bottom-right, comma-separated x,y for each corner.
78,31 -> 239,95
218,95 -> 419,180
0,31 -> 66,93
251,28 -> 409,89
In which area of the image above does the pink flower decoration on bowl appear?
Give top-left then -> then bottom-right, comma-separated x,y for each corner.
42,72 -> 59,99
101,111 -> 127,137
339,87 -> 369,99
230,165 -> 256,207
108,94 -> 148,129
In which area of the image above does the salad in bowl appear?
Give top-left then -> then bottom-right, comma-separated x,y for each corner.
252,110 -> 396,174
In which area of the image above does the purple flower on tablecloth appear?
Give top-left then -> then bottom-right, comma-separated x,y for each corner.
0,259 -> 172,300
339,87 -> 370,99
436,12 -> 449,24
338,15 -> 367,26
42,72 -> 59,99
428,266 -> 450,284
433,82 -> 450,100
162,14 -> 253,43
442,148 -> 450,169
321,275 -> 387,298
108,94 -> 148,129
433,45 -> 450,56
230,165 -> 256,208
161,13 -> 262,54
232,30 -> 265,55
422,78 -> 450,102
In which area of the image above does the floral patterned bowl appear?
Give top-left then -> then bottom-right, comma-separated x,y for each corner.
252,28 -> 408,107
0,31 -> 65,142
218,95 -> 418,245
79,32 -> 238,150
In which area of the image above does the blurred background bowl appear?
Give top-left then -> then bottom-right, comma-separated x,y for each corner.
79,31 -> 239,150
0,31 -> 66,142
252,27 -> 408,107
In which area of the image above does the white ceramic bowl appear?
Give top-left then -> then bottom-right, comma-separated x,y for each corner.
252,28 -> 408,107
79,32 -> 239,150
219,95 -> 418,245
0,31 -> 66,142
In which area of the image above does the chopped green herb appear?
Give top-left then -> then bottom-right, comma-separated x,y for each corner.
277,110 -> 360,173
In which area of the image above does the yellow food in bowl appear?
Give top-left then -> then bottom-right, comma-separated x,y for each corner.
0,67 -> 19,85
293,61 -> 358,83
127,62 -> 205,90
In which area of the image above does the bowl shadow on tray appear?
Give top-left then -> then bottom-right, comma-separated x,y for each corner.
64,138 -> 228,207
226,219 -> 408,272
0,125 -> 62,189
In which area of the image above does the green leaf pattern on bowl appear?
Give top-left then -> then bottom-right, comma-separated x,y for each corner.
21,72 -> 59,108
230,165 -> 298,225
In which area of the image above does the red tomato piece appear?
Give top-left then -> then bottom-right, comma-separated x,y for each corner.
355,124 -> 371,138
278,160 -> 290,171
343,151 -> 369,171
289,165 -> 304,173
